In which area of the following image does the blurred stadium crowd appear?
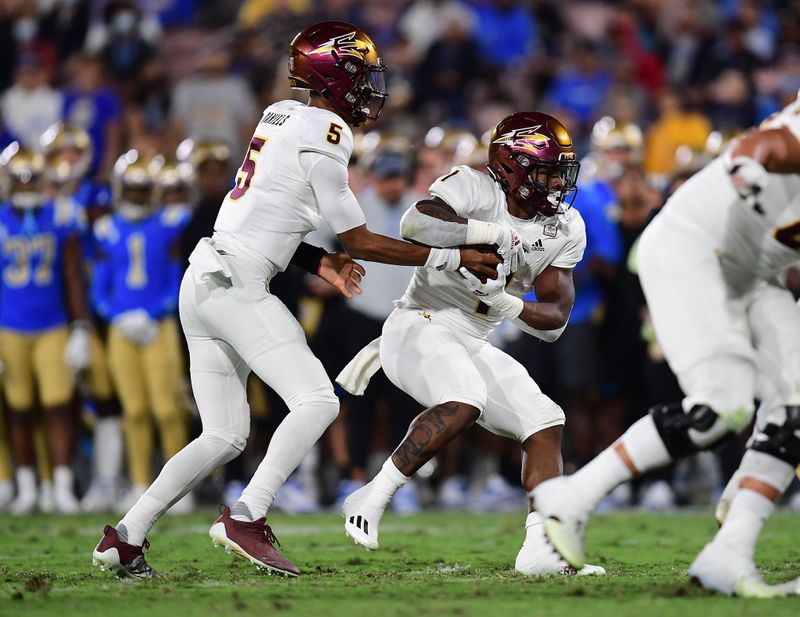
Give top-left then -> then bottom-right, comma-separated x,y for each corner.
1,0 -> 800,516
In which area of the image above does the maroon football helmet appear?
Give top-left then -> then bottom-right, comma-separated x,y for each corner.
487,112 -> 580,216
288,21 -> 387,127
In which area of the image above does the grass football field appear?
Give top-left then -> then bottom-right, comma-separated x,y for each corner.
0,510 -> 798,617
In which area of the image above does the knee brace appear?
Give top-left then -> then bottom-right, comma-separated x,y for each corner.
750,405 -> 800,467
650,402 -> 735,459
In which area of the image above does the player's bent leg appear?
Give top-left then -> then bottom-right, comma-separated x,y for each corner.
536,376 -> 754,569
689,406 -> 800,596
94,334 -> 251,577
343,308 -> 488,550
343,400 -> 482,550
228,294 -> 339,522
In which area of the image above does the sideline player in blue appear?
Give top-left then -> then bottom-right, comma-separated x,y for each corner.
0,142 -> 92,514
91,150 -> 192,513
41,123 -> 122,513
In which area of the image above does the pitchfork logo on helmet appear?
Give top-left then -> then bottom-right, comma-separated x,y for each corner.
491,126 -> 551,154
488,112 -> 580,217
289,21 -> 387,127
307,31 -> 370,61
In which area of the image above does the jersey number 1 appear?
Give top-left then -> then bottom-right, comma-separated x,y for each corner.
230,136 -> 267,201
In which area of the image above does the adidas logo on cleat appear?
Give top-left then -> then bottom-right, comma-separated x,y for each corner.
531,239 -> 545,251
348,514 -> 369,535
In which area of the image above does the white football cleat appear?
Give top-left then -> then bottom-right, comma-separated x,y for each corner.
54,486 -> 80,514
533,476 -> 589,570
688,539 -> 761,596
81,479 -> 118,513
0,481 -> 13,511
736,575 -> 800,598
342,483 -> 385,550
515,512 -> 605,577
9,488 -> 37,516
38,481 -> 55,513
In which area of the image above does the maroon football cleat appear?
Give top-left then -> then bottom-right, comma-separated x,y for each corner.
209,505 -> 300,577
92,525 -> 158,579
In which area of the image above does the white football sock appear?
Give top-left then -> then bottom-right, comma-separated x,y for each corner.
364,459 -> 408,510
570,447 -> 633,512
618,415 -> 672,473
118,434 -> 241,546
715,489 -> 774,559
571,416 -> 672,512
713,449 -> 795,558
15,466 -> 36,497
53,465 -> 74,494
95,417 -> 123,482
233,399 -> 338,521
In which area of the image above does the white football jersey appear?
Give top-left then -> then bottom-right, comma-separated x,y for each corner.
396,165 -> 586,339
213,100 -> 361,270
658,97 -> 800,296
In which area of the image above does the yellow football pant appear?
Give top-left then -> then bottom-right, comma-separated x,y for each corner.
0,327 -> 73,409
0,402 -> 10,482
108,317 -> 187,486
88,330 -> 115,401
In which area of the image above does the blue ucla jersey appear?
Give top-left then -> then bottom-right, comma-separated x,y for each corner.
0,200 -> 80,332
71,180 -> 112,261
91,206 -> 192,321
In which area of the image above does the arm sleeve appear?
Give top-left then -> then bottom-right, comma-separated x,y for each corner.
510,317 -> 567,342
300,151 -> 366,235
398,202 -> 468,247
290,242 -> 328,274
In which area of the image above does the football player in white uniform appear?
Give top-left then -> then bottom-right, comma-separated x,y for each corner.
534,96 -> 800,596
92,21 -> 501,579
337,112 -> 604,576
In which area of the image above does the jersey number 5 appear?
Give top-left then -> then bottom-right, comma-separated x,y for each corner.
230,136 -> 267,201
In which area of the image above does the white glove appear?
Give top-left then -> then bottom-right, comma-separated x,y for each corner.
466,220 -> 531,274
64,324 -> 92,373
726,155 -> 768,214
114,309 -> 159,346
459,265 -> 524,319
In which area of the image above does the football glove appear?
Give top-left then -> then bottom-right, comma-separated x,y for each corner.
459,265 -> 524,319
114,309 -> 159,346
64,323 -> 92,373
727,155 -> 768,214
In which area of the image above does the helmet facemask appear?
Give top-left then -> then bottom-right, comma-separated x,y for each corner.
514,153 -> 580,216
117,182 -> 154,221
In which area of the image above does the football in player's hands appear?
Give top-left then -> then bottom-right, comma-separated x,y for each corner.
726,155 -> 768,213
494,225 -> 531,274
458,245 -> 502,283
459,265 -> 506,302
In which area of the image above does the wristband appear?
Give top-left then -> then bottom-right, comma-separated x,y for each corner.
291,242 -> 328,274
424,247 -> 461,272
491,292 -> 524,320
466,220 -> 499,245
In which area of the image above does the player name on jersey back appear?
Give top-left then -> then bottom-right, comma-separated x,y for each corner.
212,100 -> 355,274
